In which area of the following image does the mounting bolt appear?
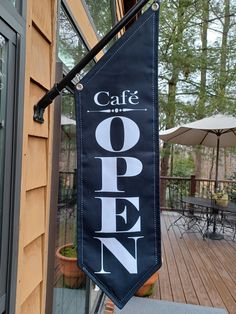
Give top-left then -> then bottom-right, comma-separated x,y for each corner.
152,2 -> 159,11
76,83 -> 84,91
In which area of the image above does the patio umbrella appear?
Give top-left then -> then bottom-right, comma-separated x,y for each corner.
159,114 -> 236,187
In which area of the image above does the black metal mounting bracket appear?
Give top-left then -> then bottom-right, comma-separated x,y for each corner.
33,83 -> 61,123
33,0 -> 156,124
33,105 -> 45,124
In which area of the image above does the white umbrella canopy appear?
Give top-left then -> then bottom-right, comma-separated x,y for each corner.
159,114 -> 236,147
159,114 -> 236,186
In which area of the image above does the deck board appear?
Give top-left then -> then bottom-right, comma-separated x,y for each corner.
163,214 -> 199,305
192,233 -> 235,313
157,240 -> 173,301
151,212 -> 236,314
162,223 -> 186,303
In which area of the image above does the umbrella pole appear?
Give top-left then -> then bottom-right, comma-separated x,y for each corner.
207,135 -> 224,240
215,136 -> 220,191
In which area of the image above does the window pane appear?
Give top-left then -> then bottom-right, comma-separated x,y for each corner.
8,0 -> 22,11
8,0 -> 17,7
84,0 -> 114,38
58,7 -> 93,78
53,7 -> 95,314
53,90 -> 86,314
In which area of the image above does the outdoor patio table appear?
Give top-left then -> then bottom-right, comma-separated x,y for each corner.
182,196 -> 236,240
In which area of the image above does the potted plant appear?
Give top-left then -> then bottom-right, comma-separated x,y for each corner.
56,243 -> 86,289
135,272 -> 158,297
229,188 -> 236,202
212,189 -> 229,207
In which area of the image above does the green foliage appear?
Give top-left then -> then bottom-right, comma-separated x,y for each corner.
159,0 -> 236,126
58,6 -> 94,74
160,0 -> 236,176
60,245 -> 77,258
84,0 -> 115,50
226,170 -> 236,201
84,0 -> 113,38
172,154 -> 195,177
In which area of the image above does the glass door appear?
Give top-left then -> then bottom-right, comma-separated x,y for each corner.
0,20 -> 16,314
52,89 -> 87,314
50,5 -> 102,313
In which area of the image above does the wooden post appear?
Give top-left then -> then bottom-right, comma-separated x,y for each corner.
160,177 -> 166,211
190,175 -> 196,196
73,168 -> 77,190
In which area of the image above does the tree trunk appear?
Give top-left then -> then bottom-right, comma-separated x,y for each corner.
194,0 -> 209,178
160,0 -> 185,177
217,0 -> 230,111
209,148 -> 215,180
224,148 -> 227,179
160,143 -> 170,209
161,142 -> 171,176
197,0 -> 209,118
170,144 -> 174,176
195,147 -> 202,179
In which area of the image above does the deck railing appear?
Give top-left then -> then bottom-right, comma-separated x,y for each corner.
58,170 -> 77,205
57,171 -> 236,211
160,175 -> 236,211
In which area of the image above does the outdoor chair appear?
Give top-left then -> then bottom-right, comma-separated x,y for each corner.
220,212 -> 236,241
167,198 -> 206,238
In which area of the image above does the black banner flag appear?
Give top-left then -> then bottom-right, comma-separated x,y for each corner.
75,3 -> 161,309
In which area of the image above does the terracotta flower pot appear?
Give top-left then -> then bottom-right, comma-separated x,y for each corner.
135,272 -> 158,297
56,243 -> 86,289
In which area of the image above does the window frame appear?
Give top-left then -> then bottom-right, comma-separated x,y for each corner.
0,22 -> 17,314
0,0 -> 26,29
0,1 -> 26,313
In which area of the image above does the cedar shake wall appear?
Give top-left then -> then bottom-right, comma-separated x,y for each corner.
15,0 -> 57,312
15,0 -> 101,313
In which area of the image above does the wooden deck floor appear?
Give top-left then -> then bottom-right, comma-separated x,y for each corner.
151,212 -> 236,314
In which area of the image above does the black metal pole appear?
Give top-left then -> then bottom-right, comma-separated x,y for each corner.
33,0 -> 153,123
215,135 -> 220,191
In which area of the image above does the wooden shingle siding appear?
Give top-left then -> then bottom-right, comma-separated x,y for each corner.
16,0 -> 57,313
32,0 -> 53,42
16,0 -> 105,313
26,136 -> 47,190
30,27 -> 51,89
23,188 -> 45,247
21,237 -> 43,304
21,285 -> 41,314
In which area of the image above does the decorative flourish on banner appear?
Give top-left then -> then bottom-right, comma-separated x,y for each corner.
75,3 -> 161,309
87,108 -> 147,113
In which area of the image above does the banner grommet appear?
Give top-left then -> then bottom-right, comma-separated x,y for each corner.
76,83 -> 84,91
152,2 -> 159,11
